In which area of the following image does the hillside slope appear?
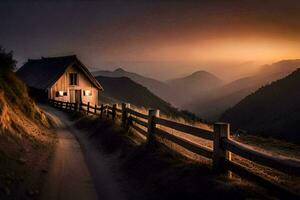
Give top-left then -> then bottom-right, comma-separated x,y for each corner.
221,68 -> 300,142
92,68 -> 178,105
186,59 -> 300,121
0,48 -> 55,199
96,76 -> 187,118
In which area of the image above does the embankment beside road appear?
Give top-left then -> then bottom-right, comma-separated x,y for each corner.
0,51 -> 56,199
71,114 -> 274,200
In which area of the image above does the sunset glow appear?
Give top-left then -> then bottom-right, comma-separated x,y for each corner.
111,37 -> 300,62
1,0 -> 300,80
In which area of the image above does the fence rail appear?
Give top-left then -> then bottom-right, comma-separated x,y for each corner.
154,128 -> 213,158
48,99 -> 300,198
127,108 -> 148,120
154,117 -> 213,141
223,138 -> 300,176
130,116 -> 148,128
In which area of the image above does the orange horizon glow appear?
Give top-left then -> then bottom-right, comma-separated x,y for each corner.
3,0 -> 300,81
100,35 -> 300,63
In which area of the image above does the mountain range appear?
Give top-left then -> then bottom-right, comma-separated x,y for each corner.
93,59 -> 300,123
92,68 -> 224,106
95,75 -> 192,119
185,59 -> 300,121
93,68 -> 176,105
221,68 -> 300,142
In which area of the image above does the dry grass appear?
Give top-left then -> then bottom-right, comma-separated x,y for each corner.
0,72 -> 56,199
123,106 -> 300,195
72,114 -> 271,200
76,103 -> 300,196
231,134 -> 300,192
0,91 -> 51,144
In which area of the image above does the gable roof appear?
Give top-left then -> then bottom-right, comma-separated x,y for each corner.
17,55 -> 103,91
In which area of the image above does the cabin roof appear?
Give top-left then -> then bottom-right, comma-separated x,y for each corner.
17,55 -> 103,90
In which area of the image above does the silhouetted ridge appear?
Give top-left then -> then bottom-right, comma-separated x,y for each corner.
92,68 -> 177,105
186,60 -> 300,121
114,67 -> 125,73
95,75 -> 184,118
221,68 -> 300,142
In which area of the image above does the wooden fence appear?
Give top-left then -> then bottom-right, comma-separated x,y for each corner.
49,99 -> 300,198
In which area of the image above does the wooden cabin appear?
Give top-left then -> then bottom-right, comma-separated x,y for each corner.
17,55 -> 103,105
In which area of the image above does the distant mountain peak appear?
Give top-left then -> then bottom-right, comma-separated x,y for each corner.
92,67 -> 177,105
191,70 -> 208,75
275,59 -> 300,64
259,59 -> 300,75
114,67 -> 126,73
189,70 -> 218,78
179,70 -> 223,84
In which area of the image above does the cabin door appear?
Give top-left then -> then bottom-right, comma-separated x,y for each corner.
75,90 -> 82,103
70,89 -> 81,103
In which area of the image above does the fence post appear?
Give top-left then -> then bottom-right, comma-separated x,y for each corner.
106,104 -> 109,118
213,122 -> 231,177
121,103 -> 130,128
147,109 -> 160,142
100,104 -> 104,118
112,104 -> 117,122
87,102 -> 90,115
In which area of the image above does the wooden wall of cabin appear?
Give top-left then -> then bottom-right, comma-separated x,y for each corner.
48,64 -> 99,106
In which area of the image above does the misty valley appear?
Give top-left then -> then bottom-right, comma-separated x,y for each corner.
92,59 -> 300,142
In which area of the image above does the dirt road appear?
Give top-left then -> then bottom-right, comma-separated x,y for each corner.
40,105 -> 125,200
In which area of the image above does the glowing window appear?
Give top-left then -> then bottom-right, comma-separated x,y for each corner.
84,90 -> 92,96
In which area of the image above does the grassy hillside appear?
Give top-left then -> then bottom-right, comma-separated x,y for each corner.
92,68 -> 178,105
221,69 -> 300,142
69,114 -> 282,199
96,76 -> 200,121
0,47 -> 55,199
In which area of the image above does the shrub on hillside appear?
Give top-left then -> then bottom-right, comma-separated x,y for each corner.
0,46 -> 49,127
0,46 -> 16,75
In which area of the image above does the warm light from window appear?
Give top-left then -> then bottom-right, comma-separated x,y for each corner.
56,91 -> 67,97
84,90 -> 92,96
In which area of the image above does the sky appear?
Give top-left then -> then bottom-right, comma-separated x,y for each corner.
1,0 -> 300,81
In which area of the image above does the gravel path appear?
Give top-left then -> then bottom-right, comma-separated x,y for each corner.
40,105 -> 125,200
